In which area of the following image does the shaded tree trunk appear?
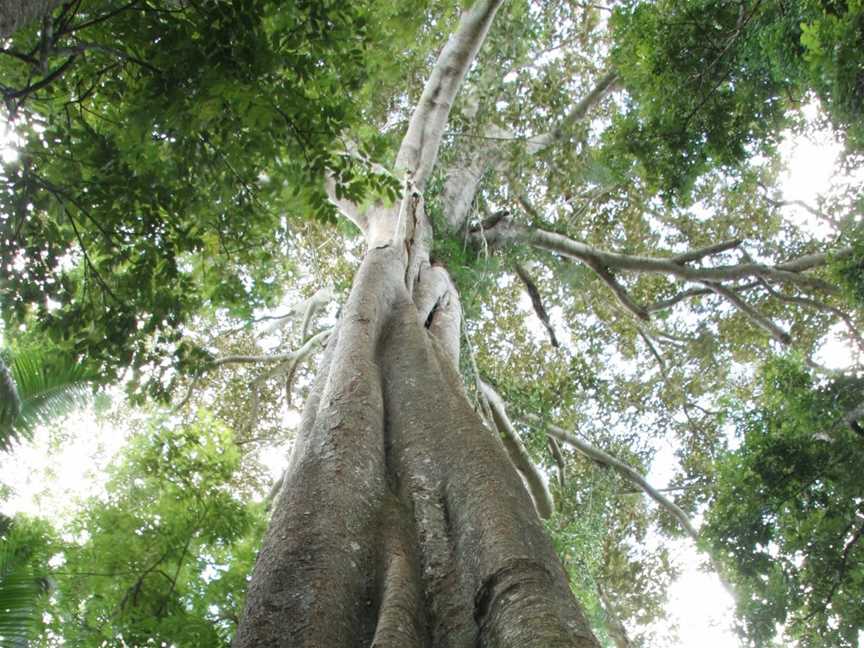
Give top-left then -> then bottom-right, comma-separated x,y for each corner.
0,0 -> 62,39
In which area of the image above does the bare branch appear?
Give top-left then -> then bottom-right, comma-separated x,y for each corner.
701,281 -> 791,345
522,413 -> 699,540
636,325 -> 667,375
775,246 -> 851,273
756,280 -> 864,354
481,382 -> 555,519
645,282 -> 759,312
513,262 -> 559,347
547,436 -> 566,491
173,329 -> 332,412
441,70 -> 617,232
579,256 -> 650,321
463,320 -> 496,429
512,195 -> 649,320
758,182 -> 841,229
253,329 -> 333,383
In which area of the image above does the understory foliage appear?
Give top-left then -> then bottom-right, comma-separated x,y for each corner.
0,0 -> 863,645
14,412 -> 266,647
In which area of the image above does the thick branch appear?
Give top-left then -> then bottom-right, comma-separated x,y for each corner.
481,382 -> 555,520
775,247 -> 851,273
394,0 -> 505,189
522,413 -> 699,540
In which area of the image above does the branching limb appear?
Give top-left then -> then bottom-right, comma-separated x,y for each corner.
511,194 -> 650,320
756,279 -> 864,354
645,282 -> 759,313
480,382 -> 555,519
252,329 -> 333,384
521,413 -> 699,540
440,70 -> 617,232
261,286 -> 334,337
481,219 -> 839,293
758,182 -> 841,229
173,329 -> 332,412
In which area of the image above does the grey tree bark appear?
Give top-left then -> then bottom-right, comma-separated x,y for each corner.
0,0 -> 61,39
233,1 -> 601,646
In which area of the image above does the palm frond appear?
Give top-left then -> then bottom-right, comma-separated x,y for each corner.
0,533 -> 48,646
0,350 -> 96,451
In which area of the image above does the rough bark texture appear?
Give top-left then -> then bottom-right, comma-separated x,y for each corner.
0,0 -> 61,39
234,198 -> 599,646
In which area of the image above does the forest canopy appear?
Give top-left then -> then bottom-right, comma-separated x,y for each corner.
1,0 -> 863,646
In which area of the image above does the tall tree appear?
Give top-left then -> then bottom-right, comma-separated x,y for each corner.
233,3 -> 604,644
2,0 -> 864,645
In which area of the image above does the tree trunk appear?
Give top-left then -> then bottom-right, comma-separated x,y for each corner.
0,0 -> 62,39
233,2 -> 601,643
233,192 -> 599,646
